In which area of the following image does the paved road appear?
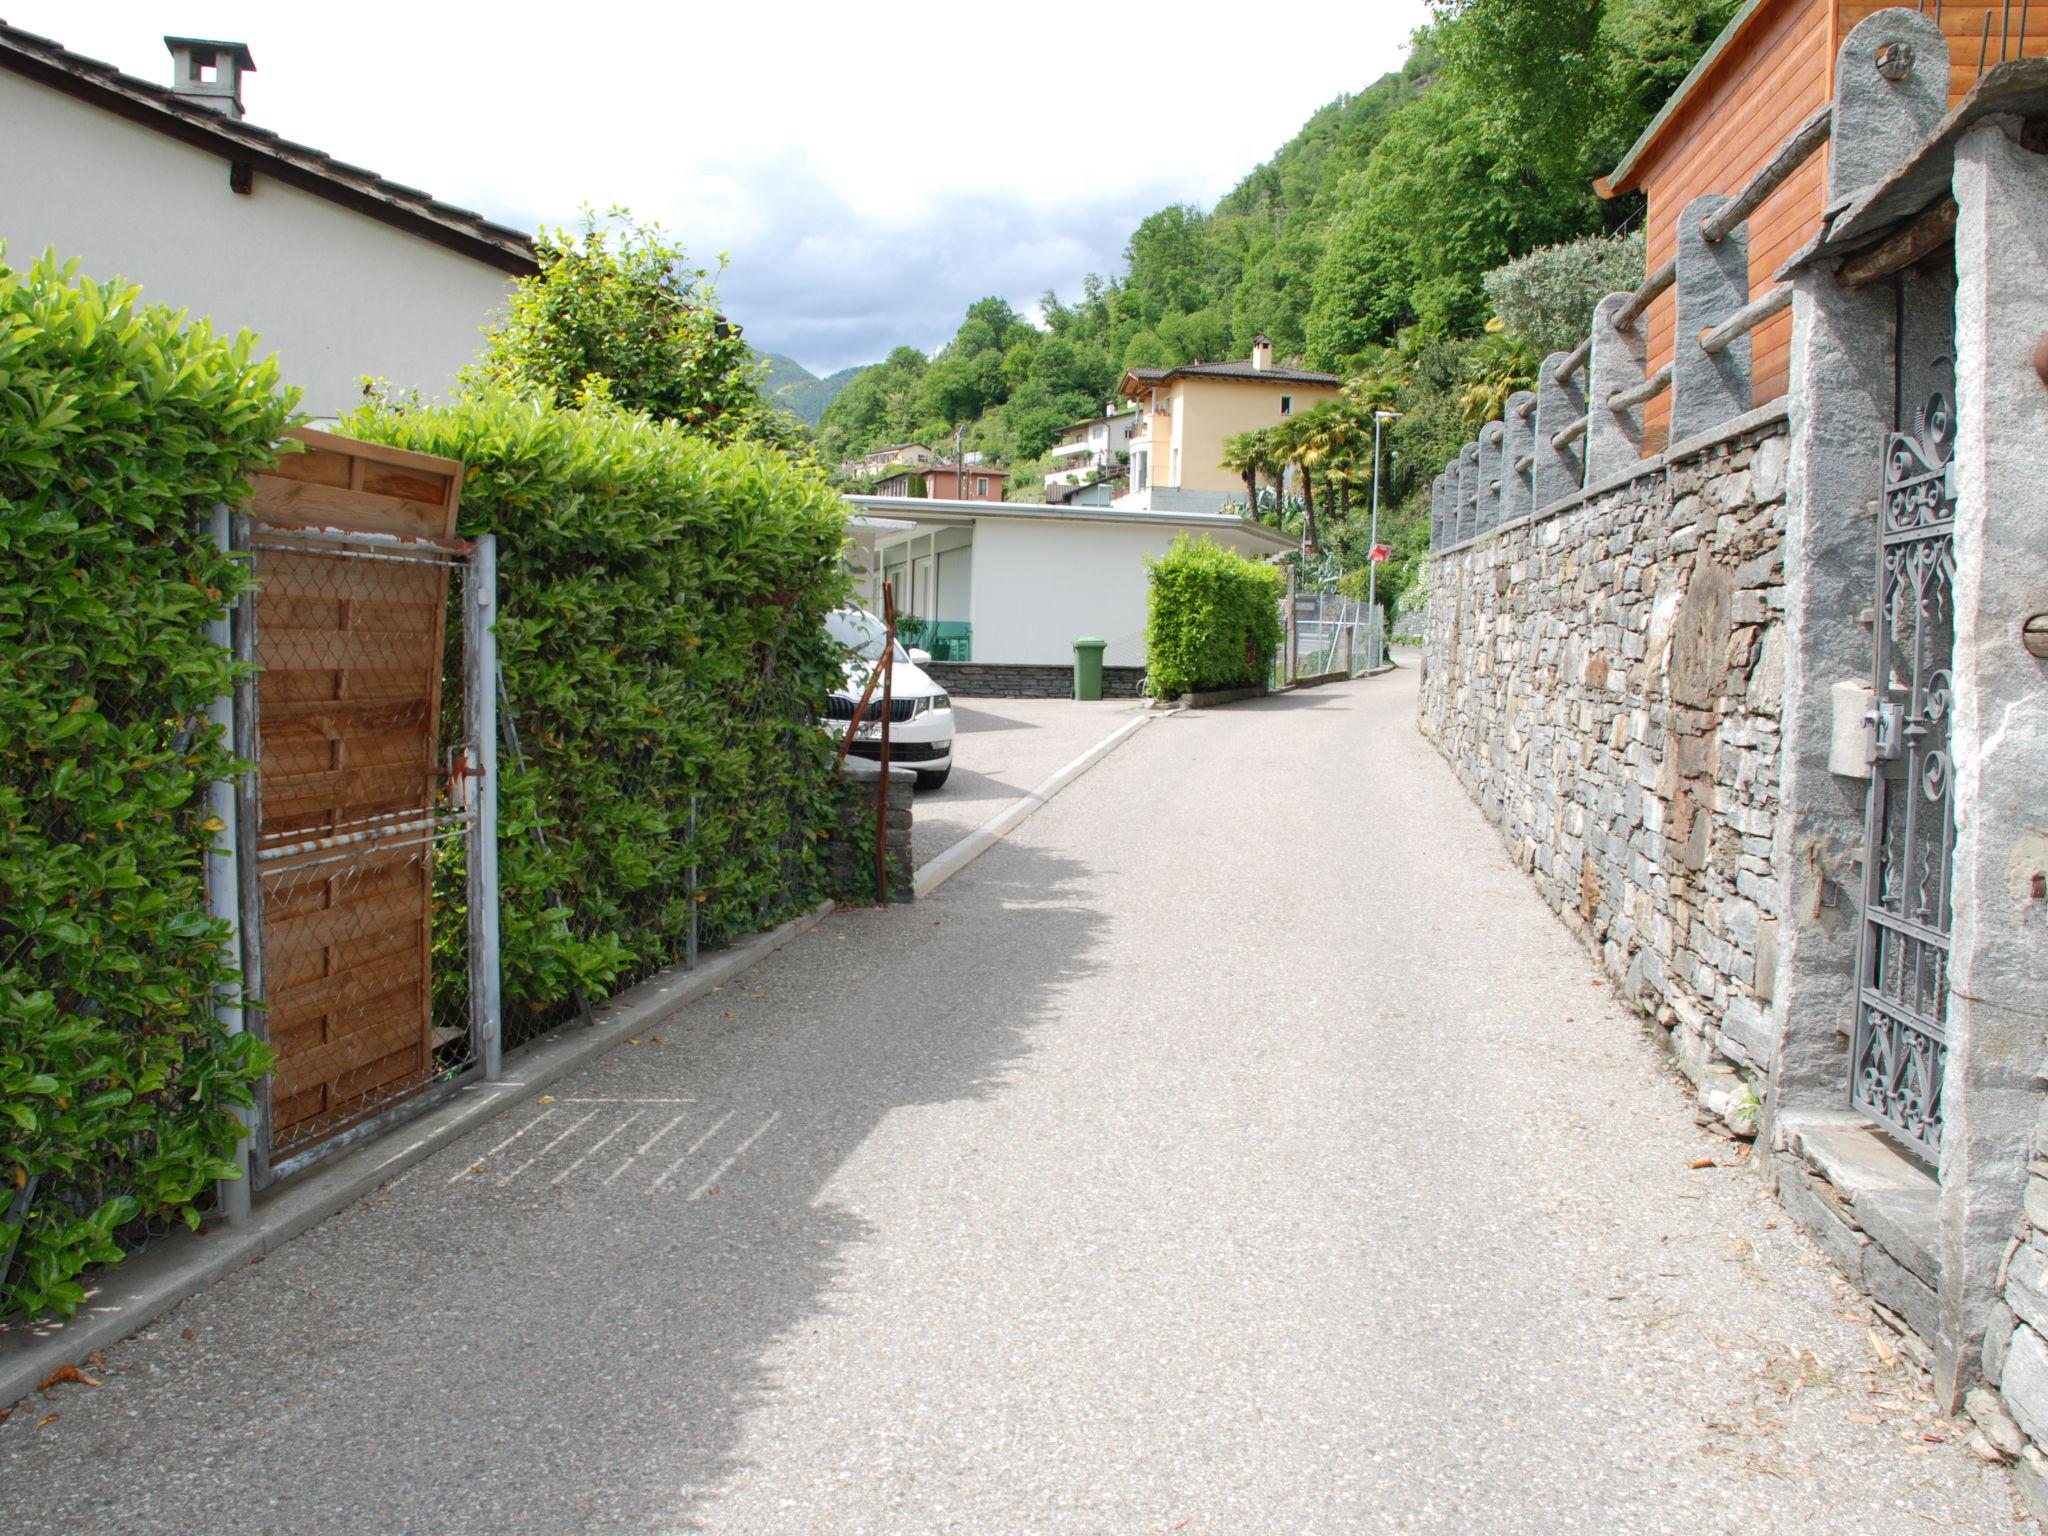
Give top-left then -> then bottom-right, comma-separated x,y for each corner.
911,695 -> 1141,869
1,671 -> 2026,1533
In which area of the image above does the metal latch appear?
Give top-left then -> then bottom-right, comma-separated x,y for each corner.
1865,698 -> 1902,764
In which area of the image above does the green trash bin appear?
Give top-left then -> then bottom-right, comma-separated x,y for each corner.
1072,636 -> 1107,701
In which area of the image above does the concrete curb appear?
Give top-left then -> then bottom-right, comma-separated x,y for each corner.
1179,685 -> 1268,710
913,712 -> 1153,898
0,900 -> 834,1410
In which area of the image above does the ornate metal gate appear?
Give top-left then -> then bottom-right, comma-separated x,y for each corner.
1851,262 -> 1958,1162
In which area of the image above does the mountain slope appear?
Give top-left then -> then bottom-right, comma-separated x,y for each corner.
757,352 -> 869,427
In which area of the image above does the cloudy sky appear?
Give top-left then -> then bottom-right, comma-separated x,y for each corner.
37,1 -> 1429,376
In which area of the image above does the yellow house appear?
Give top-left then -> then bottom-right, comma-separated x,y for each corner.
1114,338 -> 1341,514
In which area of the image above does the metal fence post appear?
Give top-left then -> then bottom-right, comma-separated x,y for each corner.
1284,565 -> 1297,687
208,505 -> 252,1224
465,534 -> 503,1080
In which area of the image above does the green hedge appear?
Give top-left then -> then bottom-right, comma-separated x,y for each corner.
344,391 -> 850,1036
1144,535 -> 1285,698
1,252 -> 293,1318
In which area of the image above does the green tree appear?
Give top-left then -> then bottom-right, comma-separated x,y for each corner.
468,207 -> 785,446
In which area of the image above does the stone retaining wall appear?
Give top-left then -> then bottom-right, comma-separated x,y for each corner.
828,760 -> 915,905
1419,419 -> 1790,1101
927,661 -> 1148,699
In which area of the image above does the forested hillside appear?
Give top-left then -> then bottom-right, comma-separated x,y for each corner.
818,0 -> 1738,611
757,352 -> 868,427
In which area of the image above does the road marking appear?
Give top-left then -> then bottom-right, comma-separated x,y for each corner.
601,1113 -> 691,1186
686,1113 -> 782,1201
496,1110 -> 599,1185
555,1097 -> 697,1104
549,1111 -> 644,1186
448,1107 -> 556,1182
647,1111 -> 736,1193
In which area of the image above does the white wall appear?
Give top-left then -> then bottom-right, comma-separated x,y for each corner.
936,544 -> 971,619
968,519 -> 1280,666
0,72 -> 517,418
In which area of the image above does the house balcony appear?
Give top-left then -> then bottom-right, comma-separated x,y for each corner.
1050,439 -> 1097,459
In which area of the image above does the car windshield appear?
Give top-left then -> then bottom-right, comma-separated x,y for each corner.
826,608 -> 909,665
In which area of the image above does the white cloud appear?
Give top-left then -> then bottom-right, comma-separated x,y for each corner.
33,0 -> 1429,373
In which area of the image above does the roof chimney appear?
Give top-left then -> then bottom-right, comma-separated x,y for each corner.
165,37 -> 255,120
1251,335 -> 1273,372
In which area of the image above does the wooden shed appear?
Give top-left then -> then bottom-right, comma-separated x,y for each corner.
1597,0 -> 2042,446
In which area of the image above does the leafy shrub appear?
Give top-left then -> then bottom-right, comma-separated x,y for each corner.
1,252 -> 293,1318
1144,535 -> 1285,698
1482,229 -> 1646,358
345,391 -> 850,1037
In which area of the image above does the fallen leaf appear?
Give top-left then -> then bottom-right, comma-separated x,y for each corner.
1689,1157 -> 1717,1170
35,1414 -> 57,1428
628,1038 -> 641,1046
38,1365 -> 100,1391
180,1328 -> 195,1342
648,1035 -> 663,1044
85,1351 -> 105,1367
538,1095 -> 555,1105
1848,1412 -> 1883,1425
1869,1328 -> 1897,1366
468,1162 -> 485,1176
0,1409 -> 10,1425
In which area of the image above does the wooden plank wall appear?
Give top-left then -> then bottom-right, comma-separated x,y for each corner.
250,429 -> 466,1154
1634,0 -> 1832,449
1632,1 -> 2034,451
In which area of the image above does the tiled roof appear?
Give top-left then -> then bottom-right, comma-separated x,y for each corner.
1124,359 -> 1341,386
0,20 -> 536,274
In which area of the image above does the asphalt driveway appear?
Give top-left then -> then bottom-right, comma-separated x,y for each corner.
0,670 -> 2026,1535
912,694 -> 1144,868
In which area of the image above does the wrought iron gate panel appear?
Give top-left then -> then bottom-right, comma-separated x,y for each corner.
1851,263 -> 1957,1162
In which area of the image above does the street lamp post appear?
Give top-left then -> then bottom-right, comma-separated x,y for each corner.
1368,409 -> 1399,661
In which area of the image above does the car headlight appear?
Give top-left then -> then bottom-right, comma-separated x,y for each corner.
931,692 -> 949,712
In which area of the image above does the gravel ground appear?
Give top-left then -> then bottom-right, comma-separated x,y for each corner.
0,669 -> 2028,1534
911,695 -> 1143,868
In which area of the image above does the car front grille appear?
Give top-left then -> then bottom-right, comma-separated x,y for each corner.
843,739 -> 949,763
826,694 -> 922,723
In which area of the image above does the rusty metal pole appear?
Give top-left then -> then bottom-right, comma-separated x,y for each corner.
876,581 -> 896,905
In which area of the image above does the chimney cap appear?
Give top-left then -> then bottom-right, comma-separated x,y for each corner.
165,36 -> 257,71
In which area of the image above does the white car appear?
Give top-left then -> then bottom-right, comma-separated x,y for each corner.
824,607 -> 955,789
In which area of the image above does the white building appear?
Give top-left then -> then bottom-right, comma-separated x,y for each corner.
1043,408 -> 1139,491
845,494 -> 1292,673
0,27 -> 534,418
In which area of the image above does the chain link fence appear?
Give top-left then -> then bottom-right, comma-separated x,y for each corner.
1278,593 -> 1386,685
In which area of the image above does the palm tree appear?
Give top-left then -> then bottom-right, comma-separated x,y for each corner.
1220,430 -> 1263,514
1272,414 -> 1324,555
1459,328 -> 1537,428
1306,401 -> 1371,525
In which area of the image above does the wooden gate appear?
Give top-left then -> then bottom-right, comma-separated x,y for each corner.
242,428 -> 475,1181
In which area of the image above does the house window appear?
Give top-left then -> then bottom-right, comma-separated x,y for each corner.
1170,448 -> 1181,484
1134,450 -> 1150,490
1280,395 -> 1294,417
976,477 -> 989,497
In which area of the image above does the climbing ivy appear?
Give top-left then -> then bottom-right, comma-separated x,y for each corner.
0,251 -> 294,1319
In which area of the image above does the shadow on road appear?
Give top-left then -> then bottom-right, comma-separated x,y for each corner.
0,843 -> 1106,1536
